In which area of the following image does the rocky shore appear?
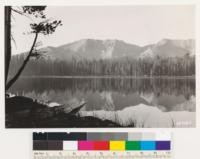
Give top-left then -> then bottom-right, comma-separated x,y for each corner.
6,95 -> 120,128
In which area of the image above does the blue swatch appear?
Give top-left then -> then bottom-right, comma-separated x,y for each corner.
140,141 -> 156,150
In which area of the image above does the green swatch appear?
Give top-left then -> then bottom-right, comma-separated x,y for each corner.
125,141 -> 140,150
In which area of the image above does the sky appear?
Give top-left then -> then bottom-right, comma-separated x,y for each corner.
11,5 -> 195,54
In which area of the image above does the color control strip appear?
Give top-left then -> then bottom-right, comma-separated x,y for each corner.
33,140 -> 170,151
33,132 -> 171,141
33,132 -> 171,151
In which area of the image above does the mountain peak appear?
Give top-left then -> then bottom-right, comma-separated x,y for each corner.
157,38 -> 171,46
16,38 -> 195,61
138,38 -> 195,59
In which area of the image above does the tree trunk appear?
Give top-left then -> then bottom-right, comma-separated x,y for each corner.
5,6 -> 11,86
5,33 -> 38,90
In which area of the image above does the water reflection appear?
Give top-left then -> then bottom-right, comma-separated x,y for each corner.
10,77 -> 195,112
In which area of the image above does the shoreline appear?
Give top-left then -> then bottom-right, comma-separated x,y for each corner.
5,95 -> 195,128
8,75 -> 195,79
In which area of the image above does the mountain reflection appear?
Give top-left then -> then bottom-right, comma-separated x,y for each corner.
10,77 -> 195,112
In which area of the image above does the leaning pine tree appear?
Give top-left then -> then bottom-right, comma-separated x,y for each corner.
5,6 -> 62,90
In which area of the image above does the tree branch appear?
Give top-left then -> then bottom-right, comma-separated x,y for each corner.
11,8 -> 24,15
11,34 -> 17,49
11,8 -> 32,21
6,32 -> 38,90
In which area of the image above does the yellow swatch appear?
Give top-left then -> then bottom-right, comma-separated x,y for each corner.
109,141 -> 125,150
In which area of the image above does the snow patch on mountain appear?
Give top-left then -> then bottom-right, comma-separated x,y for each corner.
139,48 -> 154,59
101,40 -> 116,59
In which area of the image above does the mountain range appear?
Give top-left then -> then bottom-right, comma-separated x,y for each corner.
16,38 -> 195,61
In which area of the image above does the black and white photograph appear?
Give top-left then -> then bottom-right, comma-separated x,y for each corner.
5,5 -> 195,128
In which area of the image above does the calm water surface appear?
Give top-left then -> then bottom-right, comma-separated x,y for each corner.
9,77 -> 195,112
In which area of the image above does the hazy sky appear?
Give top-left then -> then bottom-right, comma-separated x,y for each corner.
12,5 -> 195,54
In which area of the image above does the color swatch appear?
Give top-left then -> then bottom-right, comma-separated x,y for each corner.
63,141 -> 78,150
125,141 -> 140,150
33,132 -> 171,151
110,141 -> 125,150
94,141 -> 109,150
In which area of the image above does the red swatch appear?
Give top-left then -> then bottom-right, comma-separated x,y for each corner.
94,141 -> 109,150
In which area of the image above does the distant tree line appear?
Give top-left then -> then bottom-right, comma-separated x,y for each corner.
9,55 -> 195,77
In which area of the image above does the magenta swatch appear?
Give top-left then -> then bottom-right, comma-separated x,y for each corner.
78,141 -> 94,150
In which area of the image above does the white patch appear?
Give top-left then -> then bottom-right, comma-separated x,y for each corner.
79,103 -> 195,127
101,40 -> 116,59
100,91 -> 115,111
47,102 -> 61,107
140,92 -> 155,104
139,48 -> 154,59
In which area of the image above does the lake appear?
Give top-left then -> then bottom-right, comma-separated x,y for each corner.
9,77 -> 195,112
